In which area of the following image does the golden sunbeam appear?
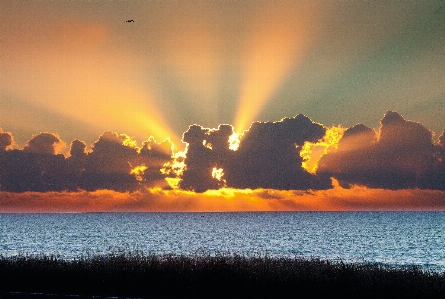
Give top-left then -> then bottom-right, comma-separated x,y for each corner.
3,46 -> 181,151
59,81 -> 182,153
233,2 -> 325,132
1,13 -> 182,151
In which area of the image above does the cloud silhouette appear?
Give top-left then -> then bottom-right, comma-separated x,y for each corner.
138,137 -> 174,187
423,129 -> 445,190
58,131 -> 139,192
63,140 -> 88,191
0,150 -> 67,192
0,129 -> 14,151
1,111 -> 444,195
318,111 -> 444,190
84,131 -> 139,174
179,124 -> 234,192
0,132 -> 67,191
80,131 -> 174,192
23,132 -> 66,154
0,130 -> 172,192
0,150 -> 41,192
69,139 -> 87,158
225,115 -> 331,190
179,115 -> 331,192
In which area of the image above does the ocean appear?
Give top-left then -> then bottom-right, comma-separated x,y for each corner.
1,212 -> 444,272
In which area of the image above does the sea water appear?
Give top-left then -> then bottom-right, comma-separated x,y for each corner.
1,212 -> 444,272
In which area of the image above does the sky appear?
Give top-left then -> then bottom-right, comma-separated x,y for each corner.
1,0 -> 445,212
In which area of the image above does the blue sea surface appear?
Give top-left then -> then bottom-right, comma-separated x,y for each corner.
1,212 -> 444,272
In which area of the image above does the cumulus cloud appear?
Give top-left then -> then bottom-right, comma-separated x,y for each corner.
80,131 -> 174,192
0,132 -> 66,192
63,140 -> 88,191
225,115 -> 331,190
69,139 -> 87,158
178,115 -> 331,192
0,130 -> 172,192
179,124 -> 234,192
0,150 -> 40,192
0,128 -> 14,151
23,132 -> 66,154
83,131 -> 139,175
318,111 -> 445,190
1,111 -> 444,196
138,137 -> 173,187
337,124 -> 377,152
423,129 -> 445,190
0,150 -> 67,192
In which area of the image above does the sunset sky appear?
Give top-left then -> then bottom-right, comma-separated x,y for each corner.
1,0 -> 444,212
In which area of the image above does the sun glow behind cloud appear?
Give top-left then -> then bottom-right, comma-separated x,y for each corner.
2,2 -> 445,214
130,165 -> 147,181
1,184 -> 444,213
301,126 -> 345,173
2,3 -> 190,147
5,1 -> 325,149
1,14 -> 181,150
2,1 -> 445,154
212,167 -> 225,184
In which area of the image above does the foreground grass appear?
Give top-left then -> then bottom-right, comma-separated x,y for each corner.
0,253 -> 444,298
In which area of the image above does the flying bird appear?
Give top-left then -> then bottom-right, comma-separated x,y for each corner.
126,20 -> 134,23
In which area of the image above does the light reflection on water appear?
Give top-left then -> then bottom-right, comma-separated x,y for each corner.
1,212 -> 444,272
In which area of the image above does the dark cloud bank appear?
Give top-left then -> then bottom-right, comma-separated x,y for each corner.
317,111 -> 445,190
1,111 -> 444,193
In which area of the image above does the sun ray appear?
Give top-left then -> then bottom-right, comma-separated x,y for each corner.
233,1 -> 325,132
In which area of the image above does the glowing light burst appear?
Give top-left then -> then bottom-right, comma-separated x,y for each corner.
212,167 -> 225,182
165,177 -> 181,189
121,134 -> 138,148
300,126 -> 345,173
229,133 -> 240,151
130,165 -> 148,181
162,150 -> 187,189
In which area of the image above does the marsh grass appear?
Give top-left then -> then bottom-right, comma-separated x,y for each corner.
0,252 -> 444,298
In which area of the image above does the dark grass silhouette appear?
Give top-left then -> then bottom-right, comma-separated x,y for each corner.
1,252 -> 444,298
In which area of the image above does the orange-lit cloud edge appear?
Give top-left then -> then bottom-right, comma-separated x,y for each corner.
1,182 -> 444,213
1,116 -> 445,212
